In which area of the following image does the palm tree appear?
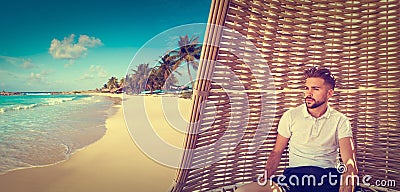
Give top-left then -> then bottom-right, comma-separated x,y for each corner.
175,35 -> 202,88
155,52 -> 181,90
164,73 -> 179,90
122,74 -> 133,94
131,63 -> 152,93
158,52 -> 176,79
130,74 -> 139,93
115,77 -> 125,93
107,76 -> 119,91
119,77 -> 125,88
146,68 -> 163,93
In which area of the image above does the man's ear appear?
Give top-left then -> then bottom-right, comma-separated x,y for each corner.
327,89 -> 334,98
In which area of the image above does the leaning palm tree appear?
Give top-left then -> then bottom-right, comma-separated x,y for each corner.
158,52 -> 177,79
156,52 -> 181,90
174,35 -> 202,88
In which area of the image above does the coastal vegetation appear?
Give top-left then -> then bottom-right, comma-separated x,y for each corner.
1,35 -> 201,98
99,35 -> 201,98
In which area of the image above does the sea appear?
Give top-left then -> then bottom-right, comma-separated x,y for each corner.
0,93 -> 115,174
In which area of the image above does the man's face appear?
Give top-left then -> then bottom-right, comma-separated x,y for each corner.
304,77 -> 333,109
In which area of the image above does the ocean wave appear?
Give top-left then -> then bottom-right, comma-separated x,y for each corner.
0,96 -> 79,114
43,97 -> 76,106
12,104 -> 39,110
0,104 -> 40,113
24,93 -> 51,96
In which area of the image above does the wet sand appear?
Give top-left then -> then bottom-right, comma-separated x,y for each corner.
0,94 -> 191,192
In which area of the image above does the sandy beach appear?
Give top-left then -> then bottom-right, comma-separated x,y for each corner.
0,94 -> 191,192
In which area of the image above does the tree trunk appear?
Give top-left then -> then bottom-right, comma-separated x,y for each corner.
187,61 -> 194,88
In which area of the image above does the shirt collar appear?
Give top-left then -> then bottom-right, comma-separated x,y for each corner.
302,104 -> 331,119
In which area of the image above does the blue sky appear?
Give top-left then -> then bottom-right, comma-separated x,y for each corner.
0,0 -> 211,92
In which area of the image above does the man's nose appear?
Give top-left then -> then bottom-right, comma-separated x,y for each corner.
304,89 -> 312,97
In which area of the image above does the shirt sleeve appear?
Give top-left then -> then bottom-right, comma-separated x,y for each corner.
277,111 -> 291,138
338,116 -> 353,139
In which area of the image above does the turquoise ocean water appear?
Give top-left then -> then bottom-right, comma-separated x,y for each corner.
0,93 -> 114,174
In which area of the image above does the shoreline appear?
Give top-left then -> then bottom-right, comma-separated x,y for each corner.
0,93 -> 118,175
0,93 -> 189,192
0,93 -> 123,176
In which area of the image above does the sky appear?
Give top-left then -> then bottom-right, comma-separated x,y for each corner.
0,0 -> 211,92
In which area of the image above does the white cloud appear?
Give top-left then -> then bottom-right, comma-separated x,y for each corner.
54,80 -> 65,85
29,70 -> 53,84
30,72 -> 45,81
80,73 -> 94,80
0,70 -> 19,79
80,65 -> 108,80
78,35 -> 103,47
0,56 -> 36,69
89,65 -> 108,78
64,60 -> 75,68
49,34 -> 103,60
22,59 -> 35,69
0,56 -> 17,65
39,69 -> 52,75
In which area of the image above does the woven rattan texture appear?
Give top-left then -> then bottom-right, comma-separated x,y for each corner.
173,0 -> 399,191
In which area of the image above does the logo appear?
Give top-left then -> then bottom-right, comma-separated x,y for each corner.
336,162 -> 347,174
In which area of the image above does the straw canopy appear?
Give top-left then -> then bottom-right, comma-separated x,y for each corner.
171,0 -> 399,191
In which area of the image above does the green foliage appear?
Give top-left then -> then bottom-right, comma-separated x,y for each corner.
107,77 -> 119,90
100,34 -> 202,95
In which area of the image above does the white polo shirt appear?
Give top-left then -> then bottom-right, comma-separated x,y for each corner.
277,104 -> 353,168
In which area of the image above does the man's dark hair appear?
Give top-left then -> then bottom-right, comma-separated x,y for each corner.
304,66 -> 336,90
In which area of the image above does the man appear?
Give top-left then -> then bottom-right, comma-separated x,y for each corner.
235,66 -> 358,192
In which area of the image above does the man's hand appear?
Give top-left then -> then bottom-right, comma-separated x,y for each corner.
257,134 -> 289,186
339,137 -> 358,192
339,171 -> 357,192
264,151 -> 281,179
264,134 -> 289,179
257,150 -> 282,186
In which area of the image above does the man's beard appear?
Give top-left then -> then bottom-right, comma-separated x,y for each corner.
305,96 -> 326,109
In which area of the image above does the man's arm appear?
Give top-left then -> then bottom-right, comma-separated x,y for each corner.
265,134 -> 289,178
339,137 -> 358,192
